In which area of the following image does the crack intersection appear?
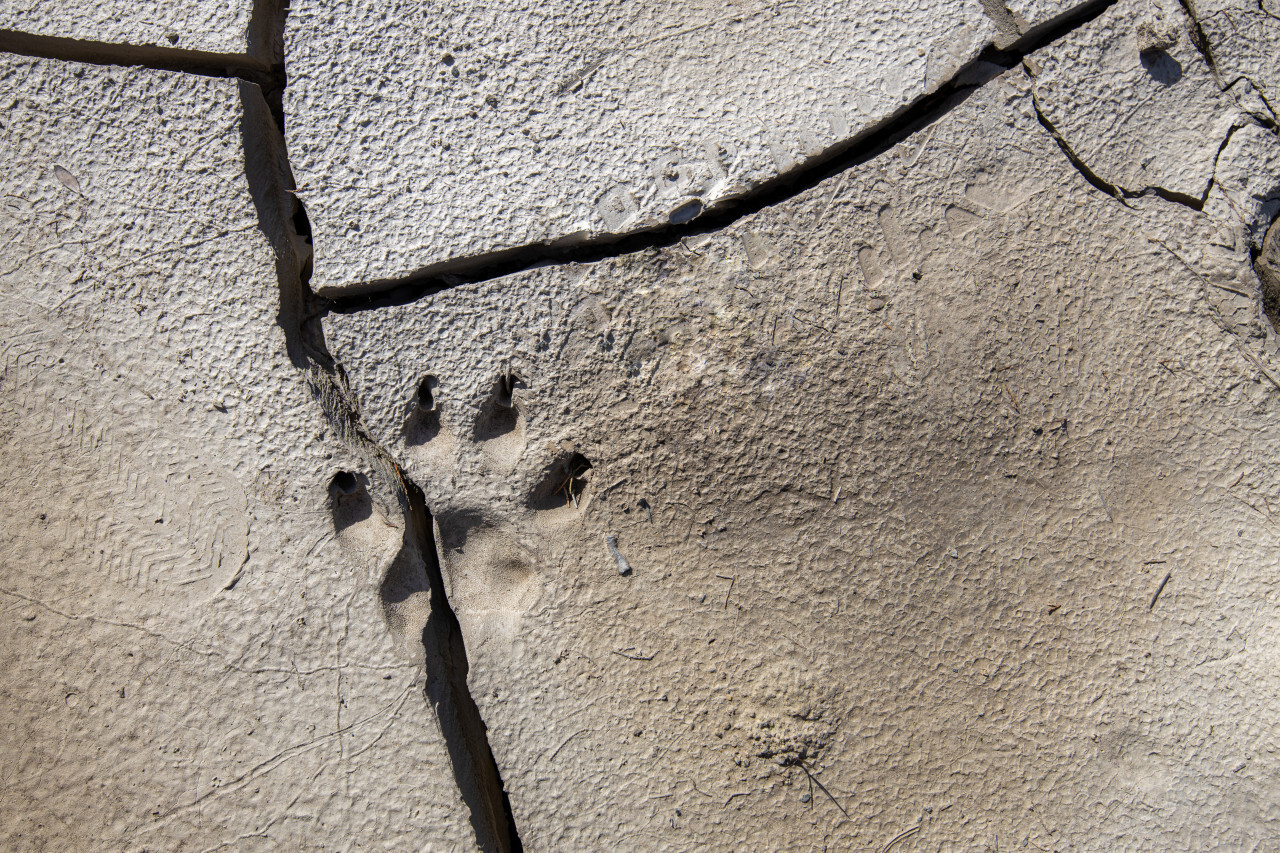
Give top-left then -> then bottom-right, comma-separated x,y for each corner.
238,53 -> 525,853
1028,82 -> 1215,212
0,29 -> 282,95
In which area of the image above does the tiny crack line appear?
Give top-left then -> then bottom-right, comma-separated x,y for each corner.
1184,5 -> 1280,133
324,0 -> 1124,312
1148,235 -> 1280,391
0,586 -> 388,678
1029,86 -> 1133,206
1227,76 -> 1280,130
1200,121 -> 1243,209
140,681 -> 416,833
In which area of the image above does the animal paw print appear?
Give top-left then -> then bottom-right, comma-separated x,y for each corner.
389,365 -> 600,648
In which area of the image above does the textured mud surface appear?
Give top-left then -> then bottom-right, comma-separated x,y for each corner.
2,1 -> 1280,851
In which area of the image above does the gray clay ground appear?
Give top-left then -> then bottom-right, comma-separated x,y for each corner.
3,1 -> 1280,851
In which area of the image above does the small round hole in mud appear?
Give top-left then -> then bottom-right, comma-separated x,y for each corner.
494,370 -> 522,408
329,470 -> 362,497
404,375 -> 442,446
529,452 -> 593,511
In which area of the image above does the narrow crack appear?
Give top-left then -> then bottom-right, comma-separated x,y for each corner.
1180,4 -> 1280,132
240,75 -> 524,853
1029,87 -> 1132,206
0,0 -> 1125,315
1,0 -> 1273,848
0,2 -> 1209,849
1027,76 -> 1210,212
397,480 -> 525,853
1202,121 -> 1243,208
0,28 -> 281,94
0,5 -> 518,848
0,1 -> 288,128
1178,0 -> 1219,77
324,0 -> 1124,313
247,0 -> 289,133
1225,75 -> 1280,131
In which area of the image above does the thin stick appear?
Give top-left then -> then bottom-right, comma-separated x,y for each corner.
716,574 -> 735,610
549,728 -> 588,761
612,649 -> 655,661
798,763 -> 850,819
1149,571 -> 1172,610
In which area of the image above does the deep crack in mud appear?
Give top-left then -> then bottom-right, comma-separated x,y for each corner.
235,7 -> 524,846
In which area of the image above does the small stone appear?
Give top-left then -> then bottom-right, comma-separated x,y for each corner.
1136,18 -> 1180,54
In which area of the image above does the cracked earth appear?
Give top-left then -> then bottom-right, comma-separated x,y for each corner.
3,0 -> 1280,850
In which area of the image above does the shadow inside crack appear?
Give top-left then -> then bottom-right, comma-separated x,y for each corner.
1256,213 -> 1280,334
380,486 -> 525,853
325,0 -> 1127,313
238,78 -> 317,373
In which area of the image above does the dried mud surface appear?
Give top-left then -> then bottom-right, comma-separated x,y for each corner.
3,1 -> 1280,851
